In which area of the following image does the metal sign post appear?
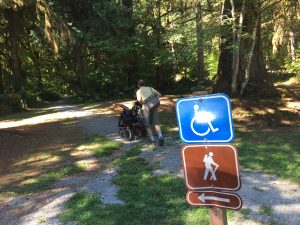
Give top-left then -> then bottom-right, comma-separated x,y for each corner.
210,207 -> 228,225
192,92 -> 229,225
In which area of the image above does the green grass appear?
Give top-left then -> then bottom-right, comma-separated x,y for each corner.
253,187 -> 264,192
78,135 -> 123,158
258,205 -> 273,216
239,208 -> 251,220
257,204 -> 284,225
236,130 -> 300,183
61,146 -> 209,225
268,220 -> 284,225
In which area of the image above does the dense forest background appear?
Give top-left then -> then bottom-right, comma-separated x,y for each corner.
0,0 -> 299,114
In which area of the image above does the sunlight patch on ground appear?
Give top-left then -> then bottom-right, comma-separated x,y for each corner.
286,101 -> 300,110
233,109 -> 253,117
170,127 -> 178,132
70,149 -> 93,158
275,77 -> 300,86
20,178 -> 39,186
76,136 -> 123,158
252,109 -> 276,116
0,109 -> 93,129
280,119 -> 293,125
77,143 -> 102,151
13,152 -> 61,167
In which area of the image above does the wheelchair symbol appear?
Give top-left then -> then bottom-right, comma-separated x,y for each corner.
190,105 -> 219,136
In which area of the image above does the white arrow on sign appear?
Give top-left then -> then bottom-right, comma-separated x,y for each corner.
198,193 -> 230,203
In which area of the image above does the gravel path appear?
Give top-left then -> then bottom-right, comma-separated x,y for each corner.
235,170 -> 300,225
139,139 -> 183,177
0,189 -> 76,225
77,110 -> 141,203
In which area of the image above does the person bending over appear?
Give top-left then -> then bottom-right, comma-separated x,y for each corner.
136,79 -> 164,146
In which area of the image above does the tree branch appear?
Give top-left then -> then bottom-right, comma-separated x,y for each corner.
260,0 -> 283,13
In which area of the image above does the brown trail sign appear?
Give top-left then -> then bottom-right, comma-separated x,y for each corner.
187,191 -> 242,210
181,144 -> 240,191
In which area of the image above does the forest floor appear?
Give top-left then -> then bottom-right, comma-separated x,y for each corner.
0,82 -> 299,225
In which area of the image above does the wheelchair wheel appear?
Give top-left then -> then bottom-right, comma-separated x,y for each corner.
125,128 -> 132,141
141,128 -> 147,137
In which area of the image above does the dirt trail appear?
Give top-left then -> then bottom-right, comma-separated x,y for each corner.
0,100 -> 139,225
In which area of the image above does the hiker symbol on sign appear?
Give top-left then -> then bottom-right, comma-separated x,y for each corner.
203,152 -> 219,181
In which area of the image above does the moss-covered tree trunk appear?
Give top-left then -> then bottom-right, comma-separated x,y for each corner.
75,41 -> 88,91
5,8 -> 24,93
213,0 -> 276,96
195,1 -> 206,80
0,65 -> 4,94
122,0 -> 136,88
155,0 -> 162,89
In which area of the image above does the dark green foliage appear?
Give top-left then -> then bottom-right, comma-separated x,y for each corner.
169,79 -> 213,95
39,90 -> 61,102
22,92 -> 44,107
0,94 -> 25,115
0,0 -> 212,104
0,0 -> 298,109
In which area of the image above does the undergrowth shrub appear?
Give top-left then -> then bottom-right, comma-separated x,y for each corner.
0,94 -> 25,115
40,90 -> 61,101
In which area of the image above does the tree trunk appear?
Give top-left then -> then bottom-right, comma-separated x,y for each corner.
230,0 -> 245,93
240,17 -> 259,95
195,1 -> 206,80
207,0 -> 213,12
213,0 -> 276,97
122,0 -> 134,36
288,0 -> 298,62
94,50 -> 102,71
155,0 -> 162,88
75,41 -> 88,90
5,8 -> 24,93
213,0 -> 233,93
122,0 -> 135,88
34,51 -> 44,90
0,65 -> 4,94
167,2 -> 178,76
289,31 -> 296,61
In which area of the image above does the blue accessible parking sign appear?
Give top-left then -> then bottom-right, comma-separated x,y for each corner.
176,94 -> 234,144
